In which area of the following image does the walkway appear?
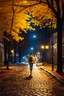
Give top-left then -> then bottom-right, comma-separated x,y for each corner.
0,64 -> 64,96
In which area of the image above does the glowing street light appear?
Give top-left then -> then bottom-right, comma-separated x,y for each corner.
41,45 -> 49,50
33,35 -> 36,38
41,45 -> 49,65
45,45 -> 49,49
11,49 -> 14,54
11,49 -> 14,63
30,47 -> 34,50
41,45 -> 44,49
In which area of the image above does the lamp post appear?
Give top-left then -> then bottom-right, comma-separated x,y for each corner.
33,35 -> 36,38
11,49 -> 14,63
41,45 -> 45,65
41,45 -> 49,65
30,47 -> 34,50
37,52 -> 40,63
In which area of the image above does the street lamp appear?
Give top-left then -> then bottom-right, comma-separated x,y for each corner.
41,45 -> 49,65
33,35 -> 36,38
37,52 -> 40,62
11,49 -> 14,54
30,47 -> 34,50
45,45 -> 49,49
41,45 -> 44,49
11,49 -> 14,63
41,45 -> 49,50
41,45 -> 45,65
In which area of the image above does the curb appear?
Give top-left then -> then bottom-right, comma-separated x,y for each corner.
40,67 -> 64,85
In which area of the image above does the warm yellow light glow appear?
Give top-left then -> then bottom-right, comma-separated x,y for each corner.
45,45 -> 49,49
11,50 -> 14,54
41,45 -> 49,49
41,45 -> 44,49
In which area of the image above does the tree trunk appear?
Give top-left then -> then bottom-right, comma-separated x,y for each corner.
4,43 -> 7,65
56,17 -> 63,73
6,42 -> 11,70
4,39 -> 9,69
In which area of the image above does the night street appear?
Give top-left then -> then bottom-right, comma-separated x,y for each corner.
0,1 -> 64,96
0,64 -> 64,96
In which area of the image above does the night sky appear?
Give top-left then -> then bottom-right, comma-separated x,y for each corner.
20,25 -> 49,56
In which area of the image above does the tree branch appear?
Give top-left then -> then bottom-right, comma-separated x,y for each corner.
47,0 -> 57,15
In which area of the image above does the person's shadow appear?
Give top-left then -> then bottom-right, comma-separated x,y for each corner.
24,75 -> 33,80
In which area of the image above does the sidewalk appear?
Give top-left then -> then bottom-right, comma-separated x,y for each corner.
40,63 -> 64,85
0,62 -> 64,86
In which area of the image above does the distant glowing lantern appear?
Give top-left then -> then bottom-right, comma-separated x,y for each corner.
31,47 -> 34,50
41,45 -> 44,49
11,50 -> 14,54
33,35 -> 36,38
45,45 -> 49,49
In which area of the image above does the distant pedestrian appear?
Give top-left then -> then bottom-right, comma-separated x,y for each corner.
28,53 -> 35,76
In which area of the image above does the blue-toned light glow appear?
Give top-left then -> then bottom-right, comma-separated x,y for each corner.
33,35 -> 36,38
30,47 -> 34,50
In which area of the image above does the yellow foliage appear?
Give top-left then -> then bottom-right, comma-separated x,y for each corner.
11,31 -> 24,42
25,4 -> 57,28
0,0 -> 63,41
0,0 -> 36,41
13,12 -> 35,33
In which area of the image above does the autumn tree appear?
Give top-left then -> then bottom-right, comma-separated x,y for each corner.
0,0 -> 63,72
0,0 -> 28,69
0,0 -> 36,69
22,0 -> 63,73
46,0 -> 63,73
20,0 -> 63,73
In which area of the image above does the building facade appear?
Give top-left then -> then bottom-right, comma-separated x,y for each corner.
49,32 -> 64,64
0,39 -> 4,66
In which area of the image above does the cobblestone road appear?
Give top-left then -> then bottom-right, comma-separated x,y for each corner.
0,64 -> 64,96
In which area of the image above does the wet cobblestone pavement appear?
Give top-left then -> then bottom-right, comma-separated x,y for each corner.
0,64 -> 64,96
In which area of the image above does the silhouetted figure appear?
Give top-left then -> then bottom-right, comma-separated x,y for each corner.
28,53 -> 35,76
